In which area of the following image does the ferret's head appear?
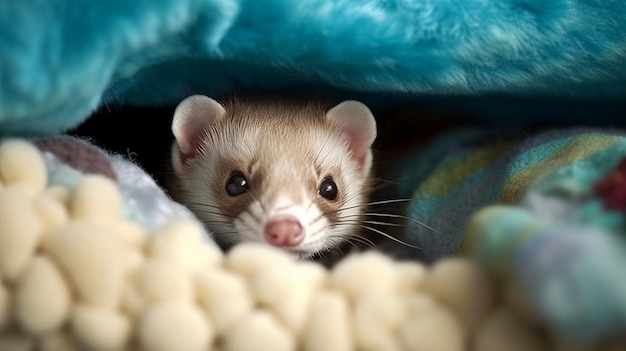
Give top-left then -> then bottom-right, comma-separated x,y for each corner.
170,95 -> 377,258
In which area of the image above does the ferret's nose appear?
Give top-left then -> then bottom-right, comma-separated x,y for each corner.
264,215 -> 304,247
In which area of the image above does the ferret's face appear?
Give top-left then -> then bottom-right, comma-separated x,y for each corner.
170,96 -> 377,258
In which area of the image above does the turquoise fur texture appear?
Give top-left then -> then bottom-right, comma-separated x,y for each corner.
2,0 -> 626,135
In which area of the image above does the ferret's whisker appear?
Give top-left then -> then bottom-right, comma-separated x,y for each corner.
366,198 -> 415,206
338,211 -> 440,234
361,220 -> 403,227
333,242 -> 345,257
367,174 -> 431,190
323,198 -> 415,218
343,238 -> 361,251
343,187 -> 380,205
323,232 -> 376,252
310,197 -> 412,226
362,213 -> 441,233
359,225 -> 424,250
344,234 -> 376,249
323,236 -> 349,256
365,177 -> 420,194
312,187 -> 409,226
307,191 -> 372,224
332,219 -> 403,228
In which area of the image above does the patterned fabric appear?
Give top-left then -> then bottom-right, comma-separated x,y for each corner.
394,127 -> 626,342
34,135 -> 202,233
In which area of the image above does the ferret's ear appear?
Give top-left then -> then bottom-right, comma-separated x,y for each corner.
171,95 -> 225,172
326,100 -> 377,174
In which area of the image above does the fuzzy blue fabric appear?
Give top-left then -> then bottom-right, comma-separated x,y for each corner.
2,0 -> 626,135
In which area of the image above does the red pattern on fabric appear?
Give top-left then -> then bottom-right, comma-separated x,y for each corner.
594,157 -> 626,211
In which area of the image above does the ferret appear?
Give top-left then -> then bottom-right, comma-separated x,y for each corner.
167,94 -> 377,259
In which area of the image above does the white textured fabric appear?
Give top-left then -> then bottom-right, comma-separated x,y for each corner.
38,135 -> 213,243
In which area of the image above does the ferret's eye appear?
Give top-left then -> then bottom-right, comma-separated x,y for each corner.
226,171 -> 249,196
318,177 -> 338,201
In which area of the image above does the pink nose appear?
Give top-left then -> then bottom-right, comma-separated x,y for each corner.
264,215 -> 305,247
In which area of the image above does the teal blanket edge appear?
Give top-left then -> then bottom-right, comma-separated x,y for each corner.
2,0 -> 626,135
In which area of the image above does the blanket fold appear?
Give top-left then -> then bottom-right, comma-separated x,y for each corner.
2,0 -> 626,135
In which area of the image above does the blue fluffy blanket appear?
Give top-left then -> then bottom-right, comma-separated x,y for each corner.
2,0 -> 626,135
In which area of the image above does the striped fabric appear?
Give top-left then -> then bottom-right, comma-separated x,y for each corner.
394,126 -> 626,342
